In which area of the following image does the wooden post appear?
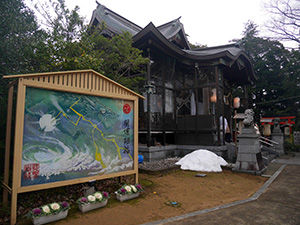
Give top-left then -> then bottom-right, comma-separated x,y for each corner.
134,98 -> 139,184
11,78 -> 26,225
3,85 -> 14,207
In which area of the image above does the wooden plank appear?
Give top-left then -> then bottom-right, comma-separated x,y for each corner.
58,75 -> 61,85
53,75 -> 57,85
3,69 -> 145,99
1,182 -> 12,194
18,169 -> 137,193
88,73 -> 92,90
80,73 -> 83,88
77,73 -> 80,88
93,74 -> 96,90
99,77 -> 102,92
22,79 -> 137,100
95,76 -> 99,91
3,85 -> 14,207
84,73 -> 88,89
7,80 -> 18,88
68,74 -> 72,87
72,74 -> 76,88
103,80 -> 107,92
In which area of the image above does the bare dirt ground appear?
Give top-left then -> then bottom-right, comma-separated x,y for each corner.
54,169 -> 267,225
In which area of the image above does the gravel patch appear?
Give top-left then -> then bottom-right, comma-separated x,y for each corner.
138,157 -> 181,172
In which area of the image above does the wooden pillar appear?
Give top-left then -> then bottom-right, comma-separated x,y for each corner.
173,60 -> 178,144
3,84 -> 14,207
162,58 -> 166,146
243,85 -> 249,109
215,66 -> 220,145
195,64 -> 199,143
220,70 -> 225,145
147,48 -> 151,147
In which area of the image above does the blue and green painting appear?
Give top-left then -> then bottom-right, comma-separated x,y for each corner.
21,87 -> 134,187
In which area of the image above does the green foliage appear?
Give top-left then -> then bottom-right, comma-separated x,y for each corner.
0,0 -> 45,174
0,0 -> 148,175
32,0 -> 148,89
189,42 -> 207,49
233,21 -> 300,126
0,0 -> 45,75
284,136 -> 300,152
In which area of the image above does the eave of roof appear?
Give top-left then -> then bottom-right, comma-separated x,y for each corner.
134,23 -> 248,63
133,24 -> 257,83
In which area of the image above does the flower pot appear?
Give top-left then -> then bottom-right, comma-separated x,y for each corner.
32,210 -> 68,225
115,192 -> 139,202
78,199 -> 108,213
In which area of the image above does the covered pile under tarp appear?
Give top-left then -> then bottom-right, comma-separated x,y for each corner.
175,149 -> 228,172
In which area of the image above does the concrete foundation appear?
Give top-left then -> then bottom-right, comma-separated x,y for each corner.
139,144 -> 227,162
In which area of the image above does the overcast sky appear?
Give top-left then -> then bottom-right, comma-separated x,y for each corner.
62,0 -> 268,47
25,0 -> 276,47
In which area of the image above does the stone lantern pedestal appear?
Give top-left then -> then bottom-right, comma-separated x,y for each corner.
233,127 -> 266,175
272,118 -> 285,155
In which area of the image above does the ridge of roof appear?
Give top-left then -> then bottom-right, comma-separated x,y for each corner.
157,17 -> 182,29
193,43 -> 241,51
90,3 -> 142,35
91,4 -> 190,49
98,4 -> 142,30
156,17 -> 190,49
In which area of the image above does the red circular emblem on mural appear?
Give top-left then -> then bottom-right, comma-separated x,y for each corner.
123,104 -> 131,114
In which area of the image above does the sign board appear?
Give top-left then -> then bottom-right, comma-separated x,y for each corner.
2,70 -> 144,224
22,87 -> 134,186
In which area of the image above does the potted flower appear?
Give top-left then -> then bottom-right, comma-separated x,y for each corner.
115,184 -> 143,202
77,191 -> 110,213
30,201 -> 70,225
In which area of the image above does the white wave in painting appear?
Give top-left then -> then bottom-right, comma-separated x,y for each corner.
88,156 -> 133,175
23,136 -> 101,179
23,134 -> 132,180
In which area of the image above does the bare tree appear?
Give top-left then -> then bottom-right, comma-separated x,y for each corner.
264,0 -> 300,45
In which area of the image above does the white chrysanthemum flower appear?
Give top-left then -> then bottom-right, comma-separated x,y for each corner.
42,205 -> 50,213
125,185 -> 132,193
131,185 -> 137,193
50,203 -> 60,210
94,192 -> 103,200
87,195 -> 96,202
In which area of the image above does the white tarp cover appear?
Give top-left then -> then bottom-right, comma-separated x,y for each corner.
175,149 -> 228,172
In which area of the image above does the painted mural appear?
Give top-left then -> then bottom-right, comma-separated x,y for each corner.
21,87 -> 134,187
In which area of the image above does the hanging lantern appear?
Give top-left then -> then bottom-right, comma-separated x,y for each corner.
233,97 -> 240,109
284,126 -> 290,136
263,123 -> 271,136
210,88 -> 217,103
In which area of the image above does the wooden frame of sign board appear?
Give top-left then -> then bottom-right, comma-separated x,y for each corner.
2,69 -> 145,225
